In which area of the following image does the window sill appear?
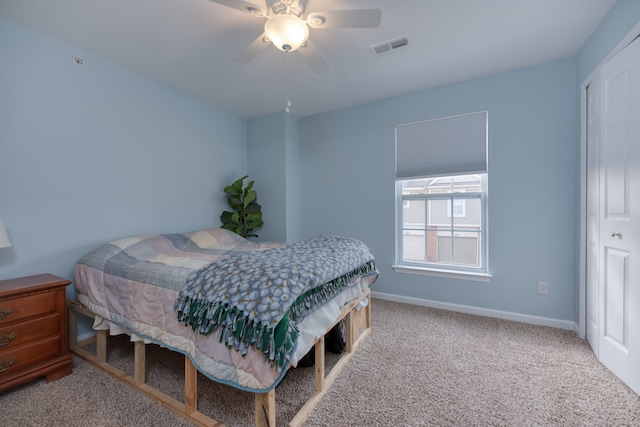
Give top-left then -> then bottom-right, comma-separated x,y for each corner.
392,264 -> 493,282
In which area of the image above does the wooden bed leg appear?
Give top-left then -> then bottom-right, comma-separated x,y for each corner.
366,297 -> 372,329
255,389 -> 275,427
134,341 -> 145,385
344,310 -> 354,353
96,329 -> 107,364
184,357 -> 198,415
315,336 -> 325,392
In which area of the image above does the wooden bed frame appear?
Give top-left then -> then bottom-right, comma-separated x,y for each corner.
67,289 -> 371,427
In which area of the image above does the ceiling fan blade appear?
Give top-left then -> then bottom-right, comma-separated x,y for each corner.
297,40 -> 329,74
208,0 -> 267,17
307,9 -> 382,29
233,33 -> 270,63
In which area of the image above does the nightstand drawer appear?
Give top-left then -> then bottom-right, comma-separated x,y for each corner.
0,291 -> 57,326
0,313 -> 60,351
0,336 -> 60,378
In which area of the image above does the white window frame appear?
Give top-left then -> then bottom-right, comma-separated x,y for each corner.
394,175 -> 490,281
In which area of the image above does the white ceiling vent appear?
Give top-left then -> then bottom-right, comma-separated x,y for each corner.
371,35 -> 410,56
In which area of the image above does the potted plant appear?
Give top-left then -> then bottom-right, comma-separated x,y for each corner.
220,175 -> 264,238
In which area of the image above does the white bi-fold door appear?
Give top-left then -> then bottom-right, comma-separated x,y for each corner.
587,36 -> 640,395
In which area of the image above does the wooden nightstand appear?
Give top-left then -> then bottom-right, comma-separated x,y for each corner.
0,274 -> 73,392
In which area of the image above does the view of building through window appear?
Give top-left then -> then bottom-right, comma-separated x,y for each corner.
400,174 -> 484,268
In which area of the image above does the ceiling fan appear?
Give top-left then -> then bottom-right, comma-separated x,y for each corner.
209,0 -> 382,73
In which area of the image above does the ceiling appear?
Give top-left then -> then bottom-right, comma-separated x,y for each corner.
0,0 -> 616,118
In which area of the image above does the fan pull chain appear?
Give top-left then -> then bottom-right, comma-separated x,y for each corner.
285,53 -> 292,113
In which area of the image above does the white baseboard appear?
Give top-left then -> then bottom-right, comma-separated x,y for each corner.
371,291 -> 579,332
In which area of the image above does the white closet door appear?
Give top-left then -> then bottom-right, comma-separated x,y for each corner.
597,37 -> 640,395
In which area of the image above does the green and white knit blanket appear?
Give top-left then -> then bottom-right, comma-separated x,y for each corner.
174,235 -> 377,370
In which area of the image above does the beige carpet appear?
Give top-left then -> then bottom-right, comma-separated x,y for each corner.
2,298 -> 639,426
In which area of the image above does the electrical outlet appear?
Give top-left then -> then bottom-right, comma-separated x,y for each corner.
537,282 -> 548,295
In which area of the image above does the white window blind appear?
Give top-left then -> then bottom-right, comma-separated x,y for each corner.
395,111 -> 487,179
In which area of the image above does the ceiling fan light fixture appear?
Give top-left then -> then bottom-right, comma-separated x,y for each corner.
264,14 -> 309,52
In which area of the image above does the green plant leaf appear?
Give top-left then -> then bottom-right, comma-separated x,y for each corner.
245,202 -> 261,213
220,211 -> 234,225
246,213 -> 261,222
225,179 -> 243,195
249,219 -> 264,229
228,176 -> 246,193
244,190 -> 257,207
227,196 -> 242,210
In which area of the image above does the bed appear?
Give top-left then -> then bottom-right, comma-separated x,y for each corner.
69,227 -> 377,426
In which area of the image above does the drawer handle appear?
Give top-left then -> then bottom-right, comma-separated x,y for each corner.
0,332 -> 16,347
0,357 -> 17,373
0,307 -> 13,320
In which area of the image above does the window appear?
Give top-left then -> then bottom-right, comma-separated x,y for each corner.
394,111 -> 490,279
447,196 -> 466,218
399,174 -> 486,268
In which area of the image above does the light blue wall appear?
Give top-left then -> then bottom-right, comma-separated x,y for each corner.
247,112 -> 287,242
297,58 -> 579,322
0,18 -> 247,292
284,112 -> 301,243
247,111 -> 301,243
